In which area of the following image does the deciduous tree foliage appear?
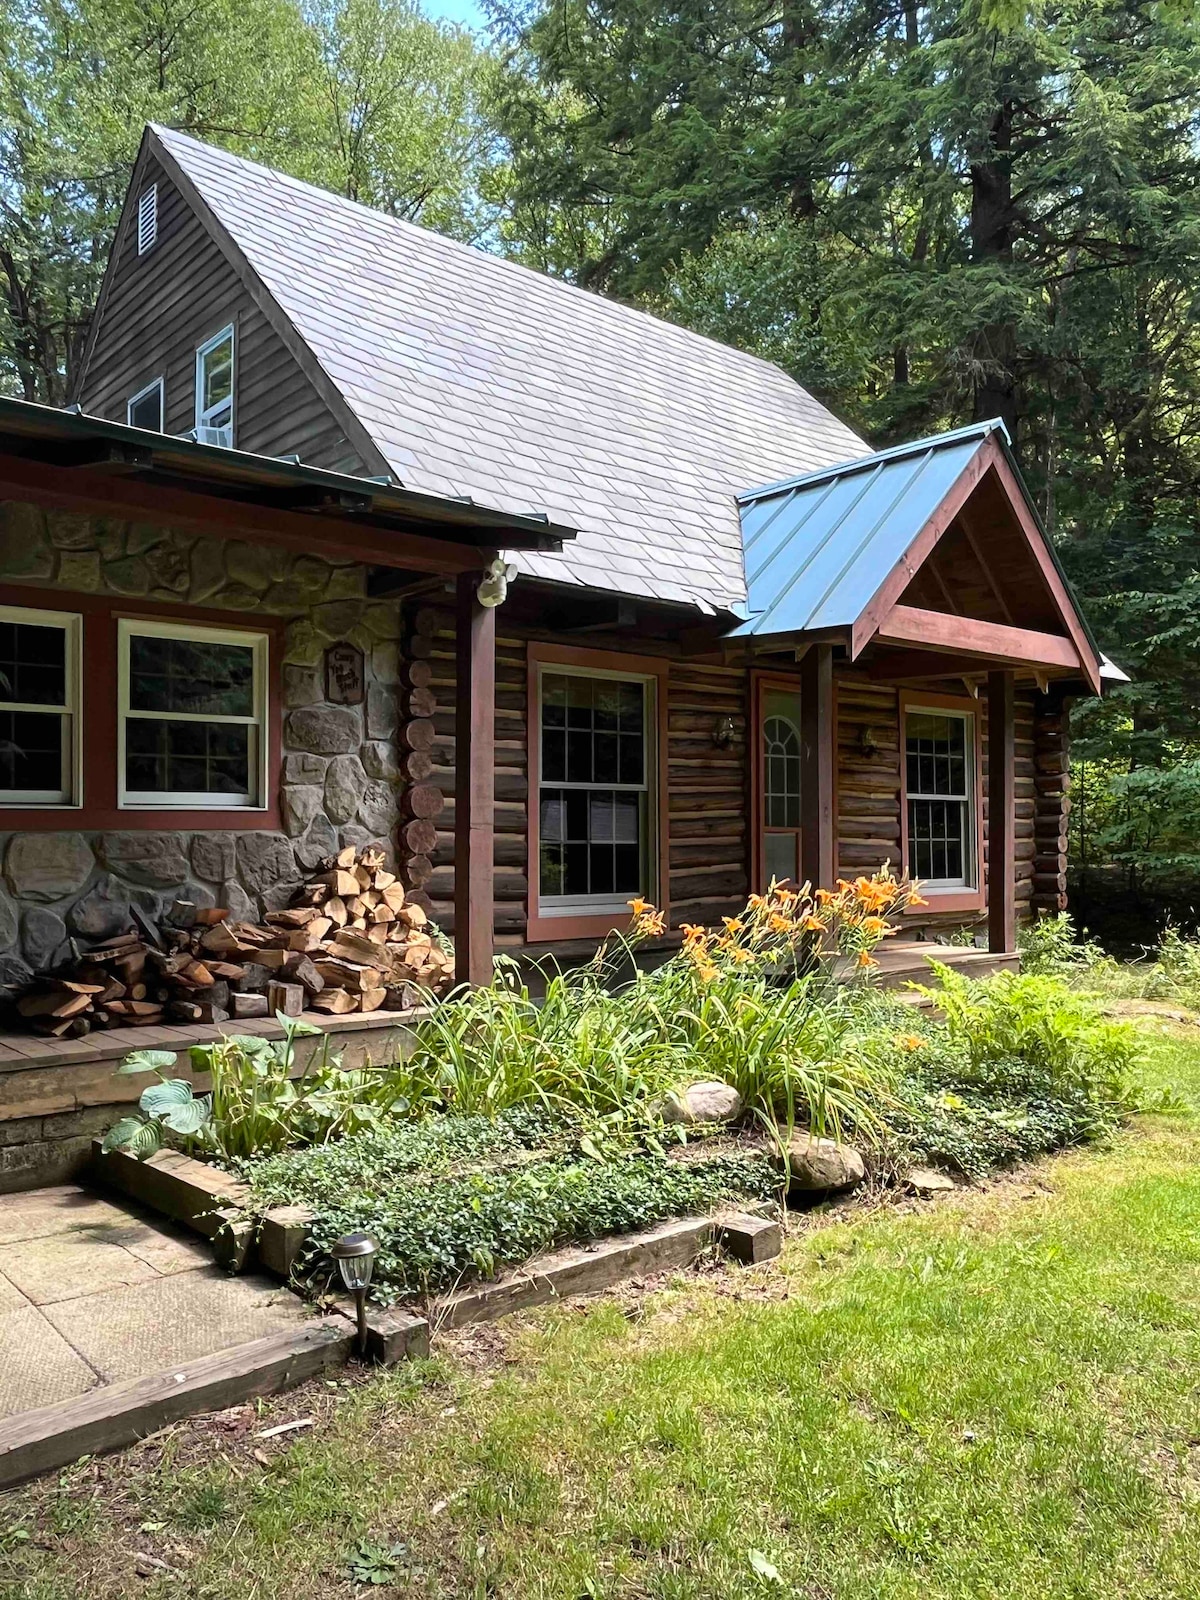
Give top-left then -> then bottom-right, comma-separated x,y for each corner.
0,0 -> 499,401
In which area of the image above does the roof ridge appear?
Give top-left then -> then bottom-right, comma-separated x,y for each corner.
738,419 -> 1008,504
147,123 -> 812,388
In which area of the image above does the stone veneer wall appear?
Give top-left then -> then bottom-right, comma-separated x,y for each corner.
0,496 -> 407,997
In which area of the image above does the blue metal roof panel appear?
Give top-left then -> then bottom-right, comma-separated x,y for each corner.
731,426 -> 996,639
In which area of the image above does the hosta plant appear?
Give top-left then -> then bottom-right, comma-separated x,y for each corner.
101,1049 -> 213,1159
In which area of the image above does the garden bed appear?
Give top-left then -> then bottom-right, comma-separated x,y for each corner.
90,877 -> 1144,1328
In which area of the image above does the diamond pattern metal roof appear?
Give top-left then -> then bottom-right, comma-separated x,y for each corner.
150,125 -> 867,612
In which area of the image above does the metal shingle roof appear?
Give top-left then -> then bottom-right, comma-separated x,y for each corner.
731,422 -> 1005,638
150,126 -> 867,613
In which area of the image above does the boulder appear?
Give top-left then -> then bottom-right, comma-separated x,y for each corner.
0,953 -> 33,998
357,779 -> 398,837
287,705 -> 361,755
5,833 -> 94,902
220,880 -> 257,923
905,1167 -> 956,1196
660,1081 -> 744,1126
190,833 -> 237,884
21,907 -> 67,972
362,741 -> 401,782
786,1135 -> 866,1194
103,555 -> 151,596
235,834 -> 299,897
283,664 -> 323,708
68,874 -> 132,940
0,501 -> 53,576
99,832 -> 188,888
295,814 -> 339,872
324,754 -> 367,826
284,752 -> 327,785
0,888 -> 17,952
366,683 -> 398,740
281,784 -> 323,838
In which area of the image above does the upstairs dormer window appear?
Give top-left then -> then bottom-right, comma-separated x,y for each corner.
127,378 -> 164,432
137,184 -> 158,255
195,325 -> 234,447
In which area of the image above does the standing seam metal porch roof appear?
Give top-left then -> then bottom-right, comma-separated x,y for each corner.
731,421 -> 1008,639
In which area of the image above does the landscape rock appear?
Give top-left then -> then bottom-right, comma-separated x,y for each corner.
45,508 -> 95,550
99,832 -> 188,888
57,550 -> 101,591
21,907 -> 67,972
660,1081 -> 744,1126
786,1135 -> 866,1193
324,754 -> 367,825
103,555 -> 151,595
287,704 -> 362,755
5,833 -> 94,902
905,1167 -> 956,1196
68,875 -> 132,940
189,538 -> 228,601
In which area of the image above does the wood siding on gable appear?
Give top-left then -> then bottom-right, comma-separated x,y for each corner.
77,158 -> 369,475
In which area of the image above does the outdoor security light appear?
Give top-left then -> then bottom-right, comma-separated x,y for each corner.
331,1232 -> 379,1357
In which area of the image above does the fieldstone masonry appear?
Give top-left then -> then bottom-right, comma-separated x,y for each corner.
0,496 -> 409,988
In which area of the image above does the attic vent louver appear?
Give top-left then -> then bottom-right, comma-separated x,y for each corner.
137,185 -> 158,255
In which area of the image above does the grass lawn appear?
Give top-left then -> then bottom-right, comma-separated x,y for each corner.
5,1025 -> 1200,1600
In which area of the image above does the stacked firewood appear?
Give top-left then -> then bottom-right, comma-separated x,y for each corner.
13,846 -> 453,1037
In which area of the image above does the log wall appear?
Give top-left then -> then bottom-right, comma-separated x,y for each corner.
415,599 -> 1070,954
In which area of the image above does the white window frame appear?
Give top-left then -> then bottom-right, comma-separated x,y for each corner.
195,324 -> 235,447
126,377 -> 164,432
535,663 -> 658,918
0,604 -> 82,808
118,618 -> 269,810
905,705 -> 977,891
137,184 -> 158,255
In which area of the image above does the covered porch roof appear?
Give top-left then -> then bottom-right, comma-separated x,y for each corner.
731,421 -> 1109,696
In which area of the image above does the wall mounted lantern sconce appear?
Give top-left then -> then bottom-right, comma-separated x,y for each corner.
859,725 -> 880,756
712,715 -> 735,748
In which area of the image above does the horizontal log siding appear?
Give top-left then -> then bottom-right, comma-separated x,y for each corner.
835,669 -> 1038,931
667,660 -> 749,925
77,158 -> 367,475
411,610 -> 1044,955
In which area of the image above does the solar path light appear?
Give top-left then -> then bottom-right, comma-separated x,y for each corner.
331,1232 -> 379,1357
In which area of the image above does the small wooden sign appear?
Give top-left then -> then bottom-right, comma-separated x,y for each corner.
325,642 -> 365,705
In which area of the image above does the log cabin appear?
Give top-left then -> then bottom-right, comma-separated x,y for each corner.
0,125 -> 1117,1181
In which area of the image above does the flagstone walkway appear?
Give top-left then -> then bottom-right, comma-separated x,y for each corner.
0,1184 -> 310,1419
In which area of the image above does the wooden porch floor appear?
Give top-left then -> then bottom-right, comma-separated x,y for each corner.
857,942 -> 1018,988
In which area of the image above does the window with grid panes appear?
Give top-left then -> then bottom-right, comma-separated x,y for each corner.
905,710 -> 975,887
0,606 -> 80,805
119,620 -> 267,807
538,670 -> 652,913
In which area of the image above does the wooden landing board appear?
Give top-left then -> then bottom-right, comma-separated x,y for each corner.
0,1008 -> 427,1126
0,1319 -> 351,1489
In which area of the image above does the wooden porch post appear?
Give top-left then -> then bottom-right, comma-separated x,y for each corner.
800,643 -> 836,892
454,571 -> 496,986
987,668 -> 1016,954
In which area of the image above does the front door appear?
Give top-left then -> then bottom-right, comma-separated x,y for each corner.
755,679 -> 803,888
